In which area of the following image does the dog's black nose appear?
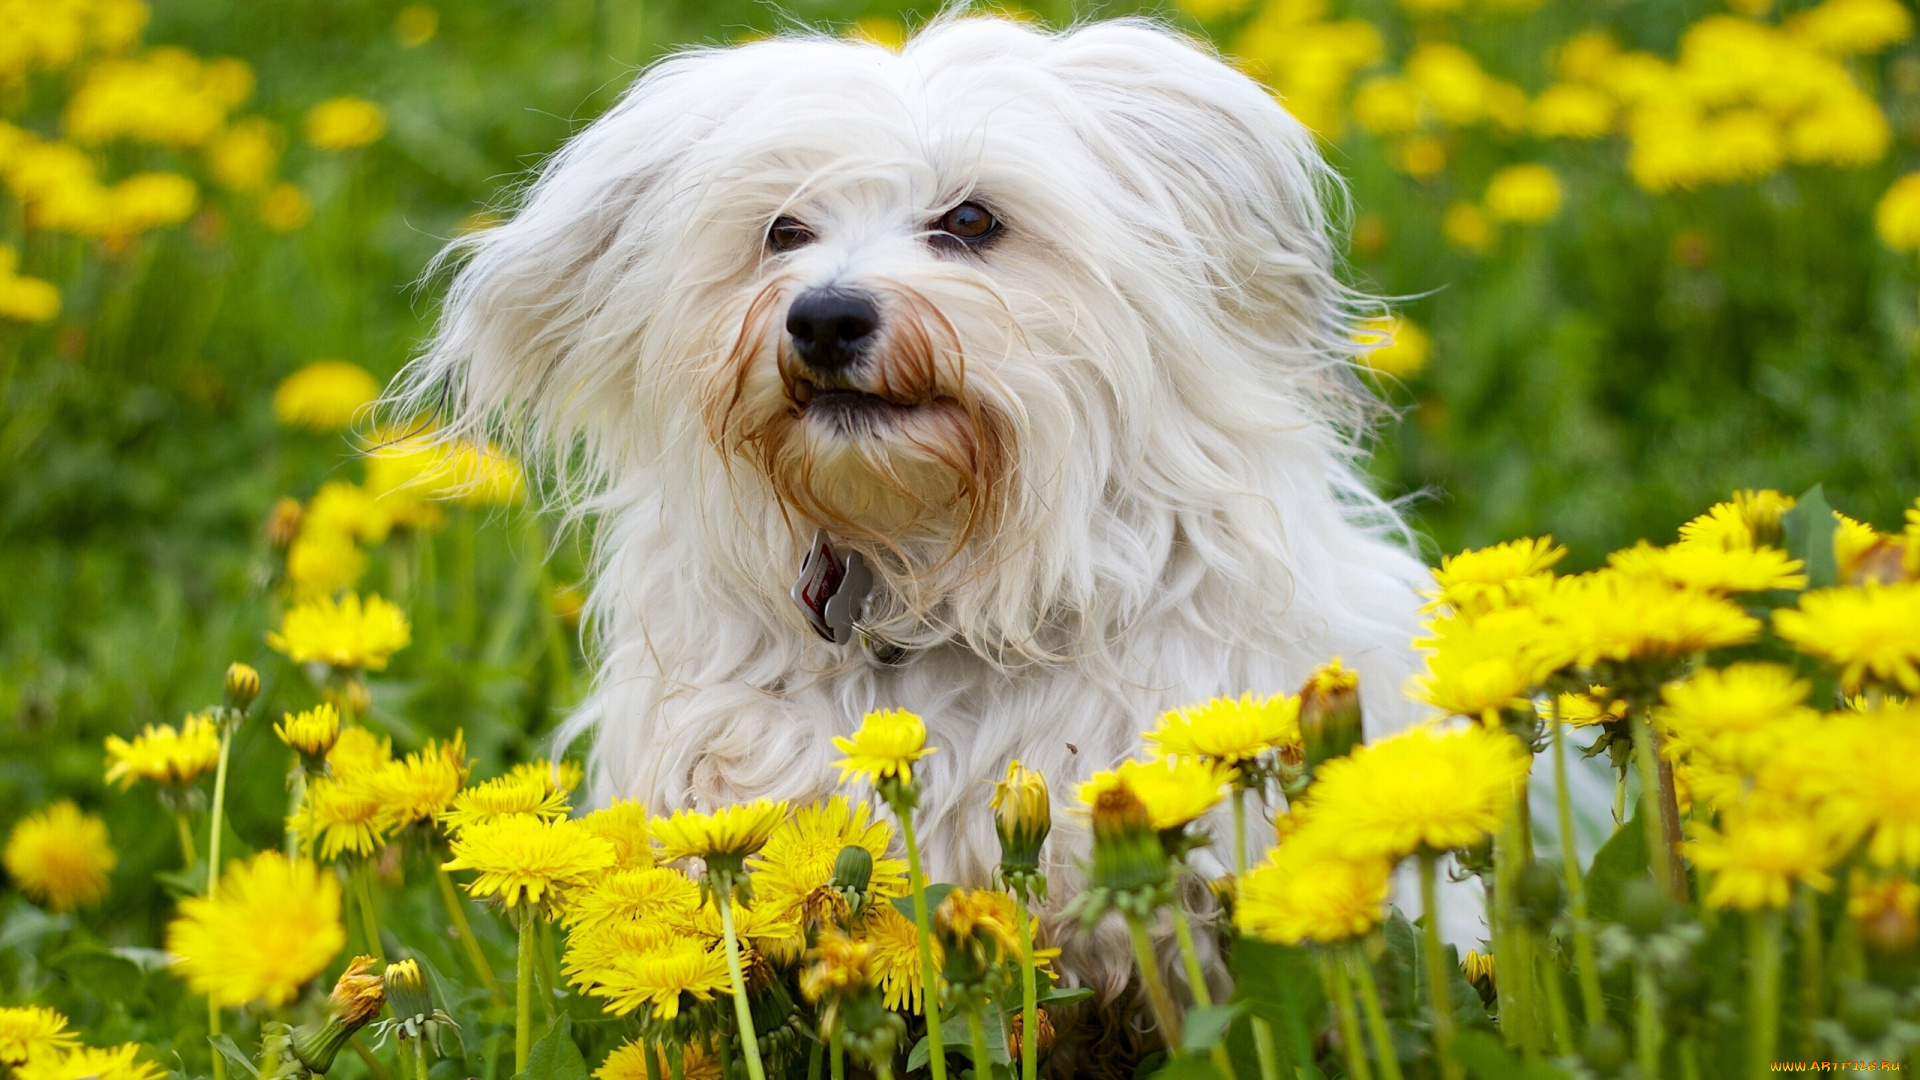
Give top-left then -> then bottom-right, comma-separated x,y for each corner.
787,289 -> 879,373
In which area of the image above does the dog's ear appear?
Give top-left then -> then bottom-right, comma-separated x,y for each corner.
395,46 -> 747,470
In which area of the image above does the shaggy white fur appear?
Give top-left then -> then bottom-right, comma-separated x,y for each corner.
405,14 -> 1442,999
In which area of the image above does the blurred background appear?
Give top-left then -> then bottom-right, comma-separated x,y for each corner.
1,0 -> 1916,1058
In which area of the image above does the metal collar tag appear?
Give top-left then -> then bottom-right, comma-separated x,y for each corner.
790,530 -> 873,646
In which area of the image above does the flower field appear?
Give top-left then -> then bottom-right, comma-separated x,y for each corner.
4,0 -> 1920,1079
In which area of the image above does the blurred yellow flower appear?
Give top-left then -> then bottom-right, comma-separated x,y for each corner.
1536,570 -> 1760,668
833,708 -> 936,786
1485,164 -> 1562,224
1424,535 -> 1565,616
1804,709 -> 1920,865
1687,810 -> 1835,910
258,182 -> 311,232
63,49 -> 246,147
1607,541 -> 1807,594
17,1044 -> 162,1080
1413,606 -> 1568,720
440,770 -> 569,834
166,851 -> 345,1007
1354,315 -> 1430,378
850,16 -> 907,50
292,775 -> 389,860
1235,826 -> 1390,944
103,714 -> 220,788
394,5 -> 439,48
285,528 -> 365,599
1788,0 -> 1913,55
651,799 -> 788,863
0,1007 -> 78,1067
1392,134 -> 1446,179
1076,756 -> 1230,833
1875,173 -> 1920,252
1145,691 -> 1302,767
373,732 -> 469,830
267,592 -> 411,671
1406,44 -> 1490,126
1175,0 -> 1254,17
3,801 -> 115,912
304,481 -> 394,545
306,97 -> 386,150
1305,723 -> 1530,861
1351,76 -> 1422,135
204,116 -> 281,192
509,758 -> 584,797
1678,489 -> 1795,549
596,1038 -> 721,1080
0,249 -> 61,324
1529,83 -> 1613,139
1443,201 -> 1494,253
363,433 -> 526,506
443,815 -> 615,915
1657,663 -> 1817,773
273,361 -> 379,432
1774,583 -> 1920,693
578,799 -> 653,871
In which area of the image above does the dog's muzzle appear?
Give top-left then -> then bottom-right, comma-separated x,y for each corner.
786,288 -> 879,374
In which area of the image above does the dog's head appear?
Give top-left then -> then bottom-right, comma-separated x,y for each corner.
412,15 -> 1379,652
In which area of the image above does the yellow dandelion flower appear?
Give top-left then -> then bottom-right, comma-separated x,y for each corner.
291,775 -> 390,861
17,1044 -> 161,1080
1848,870 -> 1920,923
1423,537 -> 1566,616
832,708 -> 936,786
272,362 -> 379,432
1235,827 -> 1391,944
579,800 -> 653,871
267,593 -> 411,671
1677,490 -> 1796,550
584,939 -> 732,1020
1145,691 -> 1302,767
1076,757 -> 1230,833
1352,315 -> 1430,379
799,929 -> 877,1003
1536,570 -> 1759,668
4,801 -> 115,912
372,732 -> 468,830
1789,0 -> 1913,55
1803,708 -> 1920,866
0,1007 -> 78,1067
285,528 -> 366,599
652,799 -> 789,864
1833,512 -> 1895,583
1304,723 -> 1530,861
1876,173 -> 1920,252
508,758 -> 584,798
1656,663 -> 1817,773
274,703 -> 341,759
103,713 -> 221,789
1485,164 -> 1563,224
1774,583 -> 1920,693
259,183 -> 311,232
303,481 -> 394,545
565,919 -> 688,992
1548,686 -> 1627,728
306,97 -> 385,150
1530,83 -> 1614,138
1687,810 -> 1836,911
857,901 -> 929,1013
746,796 -> 908,929
439,771 -> 570,834
562,866 -> 703,934
1413,606 -> 1569,720
442,815 -> 615,915
166,851 -> 345,1007
686,898 -> 804,958
1443,201 -> 1495,253
327,725 -> 392,776
595,1038 -> 721,1080
1607,541 -> 1806,594
932,886 -> 1020,959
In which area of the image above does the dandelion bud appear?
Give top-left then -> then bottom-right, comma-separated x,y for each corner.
224,663 -> 260,713
830,844 -> 874,917
1461,949 -> 1496,1006
1517,861 -> 1564,930
933,888 -> 1018,995
267,497 -> 304,547
292,956 -> 385,1073
1299,658 -> 1363,777
382,958 -> 431,1026
1007,1006 -> 1056,1061
992,760 -> 1051,901
1086,782 -> 1168,896
275,704 -> 341,774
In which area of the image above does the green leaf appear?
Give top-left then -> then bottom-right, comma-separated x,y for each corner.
1453,1029 -> 1576,1080
891,883 -> 957,923
1229,937 -> 1325,1074
1181,1003 -> 1244,1054
1782,484 -> 1839,589
1033,986 -> 1093,1008
908,1008 -> 1010,1072
1585,815 -> 1649,924
208,1036 -> 260,1080
517,1015 -> 590,1080
1145,1052 -> 1225,1080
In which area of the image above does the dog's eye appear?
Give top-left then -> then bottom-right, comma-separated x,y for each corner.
936,202 -> 997,243
768,217 -> 814,253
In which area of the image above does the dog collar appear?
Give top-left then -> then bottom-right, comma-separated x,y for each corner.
790,531 -> 909,664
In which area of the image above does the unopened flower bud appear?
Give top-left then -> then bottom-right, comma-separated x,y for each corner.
275,704 -> 341,774
1299,658 -> 1363,777
293,956 -> 385,1073
830,844 -> 874,917
383,958 -> 431,1027
992,760 -> 1051,901
267,497 -> 304,547
1007,1007 -> 1056,1061
1087,782 -> 1168,896
1517,861 -> 1564,930
224,663 -> 261,713
1461,949 -> 1496,1006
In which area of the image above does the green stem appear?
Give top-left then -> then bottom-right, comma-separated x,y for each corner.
536,920 -> 560,1019
1679,1035 -> 1702,1080
1170,904 -> 1238,1080
1348,946 -> 1405,1080
436,865 -> 504,999
717,894 -> 768,1080
516,913 -> 534,1074
1250,1019 -> 1282,1080
669,1042 -> 684,1080
1634,959 -> 1662,1080
828,1027 -> 844,1080
967,1009 -> 991,1079
897,807 -> 946,1080
806,1034 -> 821,1080
1794,887 -> 1824,1058
356,862 -> 386,961
1322,952 -> 1373,1080
1631,711 -> 1676,899
208,724 -> 234,894
1748,909 -> 1783,1080
1125,914 -> 1183,1047
1552,711 -> 1607,1029
645,1040 -> 663,1080
1016,893 -> 1039,1080
1539,943 -> 1574,1057
209,997 -> 225,1080
1419,852 -> 1463,1080
412,1036 -> 430,1080
286,769 -> 306,859
173,810 -> 197,870
1492,784 -> 1540,1055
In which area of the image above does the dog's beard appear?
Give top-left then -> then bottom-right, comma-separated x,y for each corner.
700,275 -> 1018,554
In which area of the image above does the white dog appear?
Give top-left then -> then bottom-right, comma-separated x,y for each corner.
407,9 -> 1431,1027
